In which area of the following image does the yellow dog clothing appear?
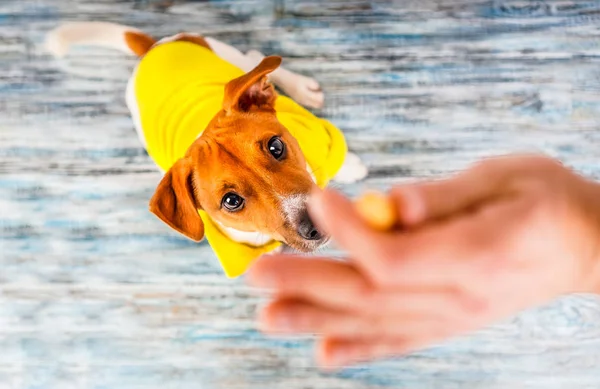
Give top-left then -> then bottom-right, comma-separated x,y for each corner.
133,41 -> 347,278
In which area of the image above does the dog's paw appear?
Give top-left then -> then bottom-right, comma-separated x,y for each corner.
45,26 -> 69,57
333,153 -> 368,184
286,74 -> 325,109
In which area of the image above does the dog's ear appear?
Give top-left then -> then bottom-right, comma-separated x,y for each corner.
223,56 -> 282,112
149,158 -> 204,241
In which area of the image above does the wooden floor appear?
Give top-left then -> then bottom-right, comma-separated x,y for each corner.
3,0 -> 600,387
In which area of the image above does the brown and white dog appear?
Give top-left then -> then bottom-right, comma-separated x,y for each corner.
46,22 -> 368,263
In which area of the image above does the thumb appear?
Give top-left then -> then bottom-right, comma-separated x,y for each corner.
391,157 -> 518,225
308,188 -> 398,281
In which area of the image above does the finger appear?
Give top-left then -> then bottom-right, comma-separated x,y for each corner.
389,171 -> 498,226
259,298 -> 465,339
310,186 -> 522,289
317,333 -> 454,370
389,154 -> 535,225
248,255 -> 478,315
309,189 -> 481,287
308,189 -> 402,283
248,255 -> 370,312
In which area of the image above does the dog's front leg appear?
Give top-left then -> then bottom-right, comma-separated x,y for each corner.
204,37 -> 324,109
332,152 -> 369,184
245,50 -> 324,109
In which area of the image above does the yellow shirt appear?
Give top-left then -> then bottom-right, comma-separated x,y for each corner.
134,41 -> 347,278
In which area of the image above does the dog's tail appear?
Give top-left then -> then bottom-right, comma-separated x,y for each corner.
45,22 -> 156,58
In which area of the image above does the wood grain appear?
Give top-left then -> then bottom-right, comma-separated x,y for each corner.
2,0 -> 600,387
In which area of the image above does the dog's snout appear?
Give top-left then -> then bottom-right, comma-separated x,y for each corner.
297,212 -> 322,241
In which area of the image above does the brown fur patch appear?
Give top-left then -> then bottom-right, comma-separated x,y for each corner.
124,31 -> 156,57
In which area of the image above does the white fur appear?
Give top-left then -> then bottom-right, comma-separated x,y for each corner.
306,163 -> 317,183
46,22 -> 140,57
281,193 -> 308,225
333,152 -> 368,183
268,245 -> 284,254
156,32 -> 201,45
125,69 -> 148,150
215,221 -> 273,247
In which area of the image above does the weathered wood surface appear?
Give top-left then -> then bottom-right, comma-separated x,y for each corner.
2,0 -> 600,388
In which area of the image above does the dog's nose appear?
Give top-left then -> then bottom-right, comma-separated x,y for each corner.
297,212 -> 322,241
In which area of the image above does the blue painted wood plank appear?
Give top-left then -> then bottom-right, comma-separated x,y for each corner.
2,0 -> 600,388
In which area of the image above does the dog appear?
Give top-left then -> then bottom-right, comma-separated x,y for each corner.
46,22 -> 368,277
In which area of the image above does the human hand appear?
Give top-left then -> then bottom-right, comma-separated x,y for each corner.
247,154 -> 600,369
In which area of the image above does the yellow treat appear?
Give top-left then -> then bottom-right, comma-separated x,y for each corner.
355,190 -> 397,231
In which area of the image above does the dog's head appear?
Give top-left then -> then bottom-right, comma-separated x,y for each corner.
149,56 -> 327,252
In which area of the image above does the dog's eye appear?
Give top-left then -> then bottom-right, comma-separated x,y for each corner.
222,192 -> 244,211
268,137 -> 286,160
